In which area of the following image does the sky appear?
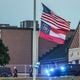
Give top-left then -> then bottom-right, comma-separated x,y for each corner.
0,0 -> 80,29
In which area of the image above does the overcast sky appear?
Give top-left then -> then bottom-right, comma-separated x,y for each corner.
0,0 -> 80,29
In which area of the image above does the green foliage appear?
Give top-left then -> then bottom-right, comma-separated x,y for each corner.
0,39 -> 10,66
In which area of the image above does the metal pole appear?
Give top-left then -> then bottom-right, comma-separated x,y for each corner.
33,0 -> 38,80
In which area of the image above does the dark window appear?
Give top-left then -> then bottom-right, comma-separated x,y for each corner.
75,60 -> 79,64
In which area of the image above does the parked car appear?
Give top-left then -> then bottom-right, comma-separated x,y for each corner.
0,67 -> 12,77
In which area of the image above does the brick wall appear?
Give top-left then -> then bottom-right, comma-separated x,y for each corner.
0,28 -> 58,65
1,29 -> 32,65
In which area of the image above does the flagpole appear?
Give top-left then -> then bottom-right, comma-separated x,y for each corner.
33,0 -> 38,80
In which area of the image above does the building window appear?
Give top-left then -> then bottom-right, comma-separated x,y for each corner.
70,53 -> 73,57
75,60 -> 79,64
69,61 -> 72,64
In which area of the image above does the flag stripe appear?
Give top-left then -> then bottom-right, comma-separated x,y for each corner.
41,14 -> 69,29
43,12 -> 70,27
50,30 -> 66,40
51,12 -> 70,25
41,16 -> 70,31
41,15 -> 69,31
41,19 -> 60,29
51,27 -> 67,35
40,32 -> 65,44
42,13 -> 70,30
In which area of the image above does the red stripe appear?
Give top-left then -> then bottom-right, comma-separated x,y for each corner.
51,12 -> 70,24
43,12 -> 70,27
51,27 -> 67,35
41,17 -> 70,31
39,32 -> 65,44
42,14 -> 69,29
44,12 -> 70,26
41,17 -> 69,30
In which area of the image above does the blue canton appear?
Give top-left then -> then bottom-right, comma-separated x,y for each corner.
40,21 -> 51,34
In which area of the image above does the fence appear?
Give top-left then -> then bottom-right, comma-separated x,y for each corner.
5,64 -> 31,77
5,64 -> 80,77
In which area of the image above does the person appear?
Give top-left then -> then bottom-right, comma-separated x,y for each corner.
13,66 -> 18,77
29,65 -> 33,77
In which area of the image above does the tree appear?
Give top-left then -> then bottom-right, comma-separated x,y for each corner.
0,39 -> 10,66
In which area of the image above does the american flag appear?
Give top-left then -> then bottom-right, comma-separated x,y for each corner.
39,3 -> 70,44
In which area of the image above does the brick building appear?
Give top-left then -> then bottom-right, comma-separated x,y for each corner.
0,26 -> 58,65
0,21 -> 77,65
69,21 -> 80,64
